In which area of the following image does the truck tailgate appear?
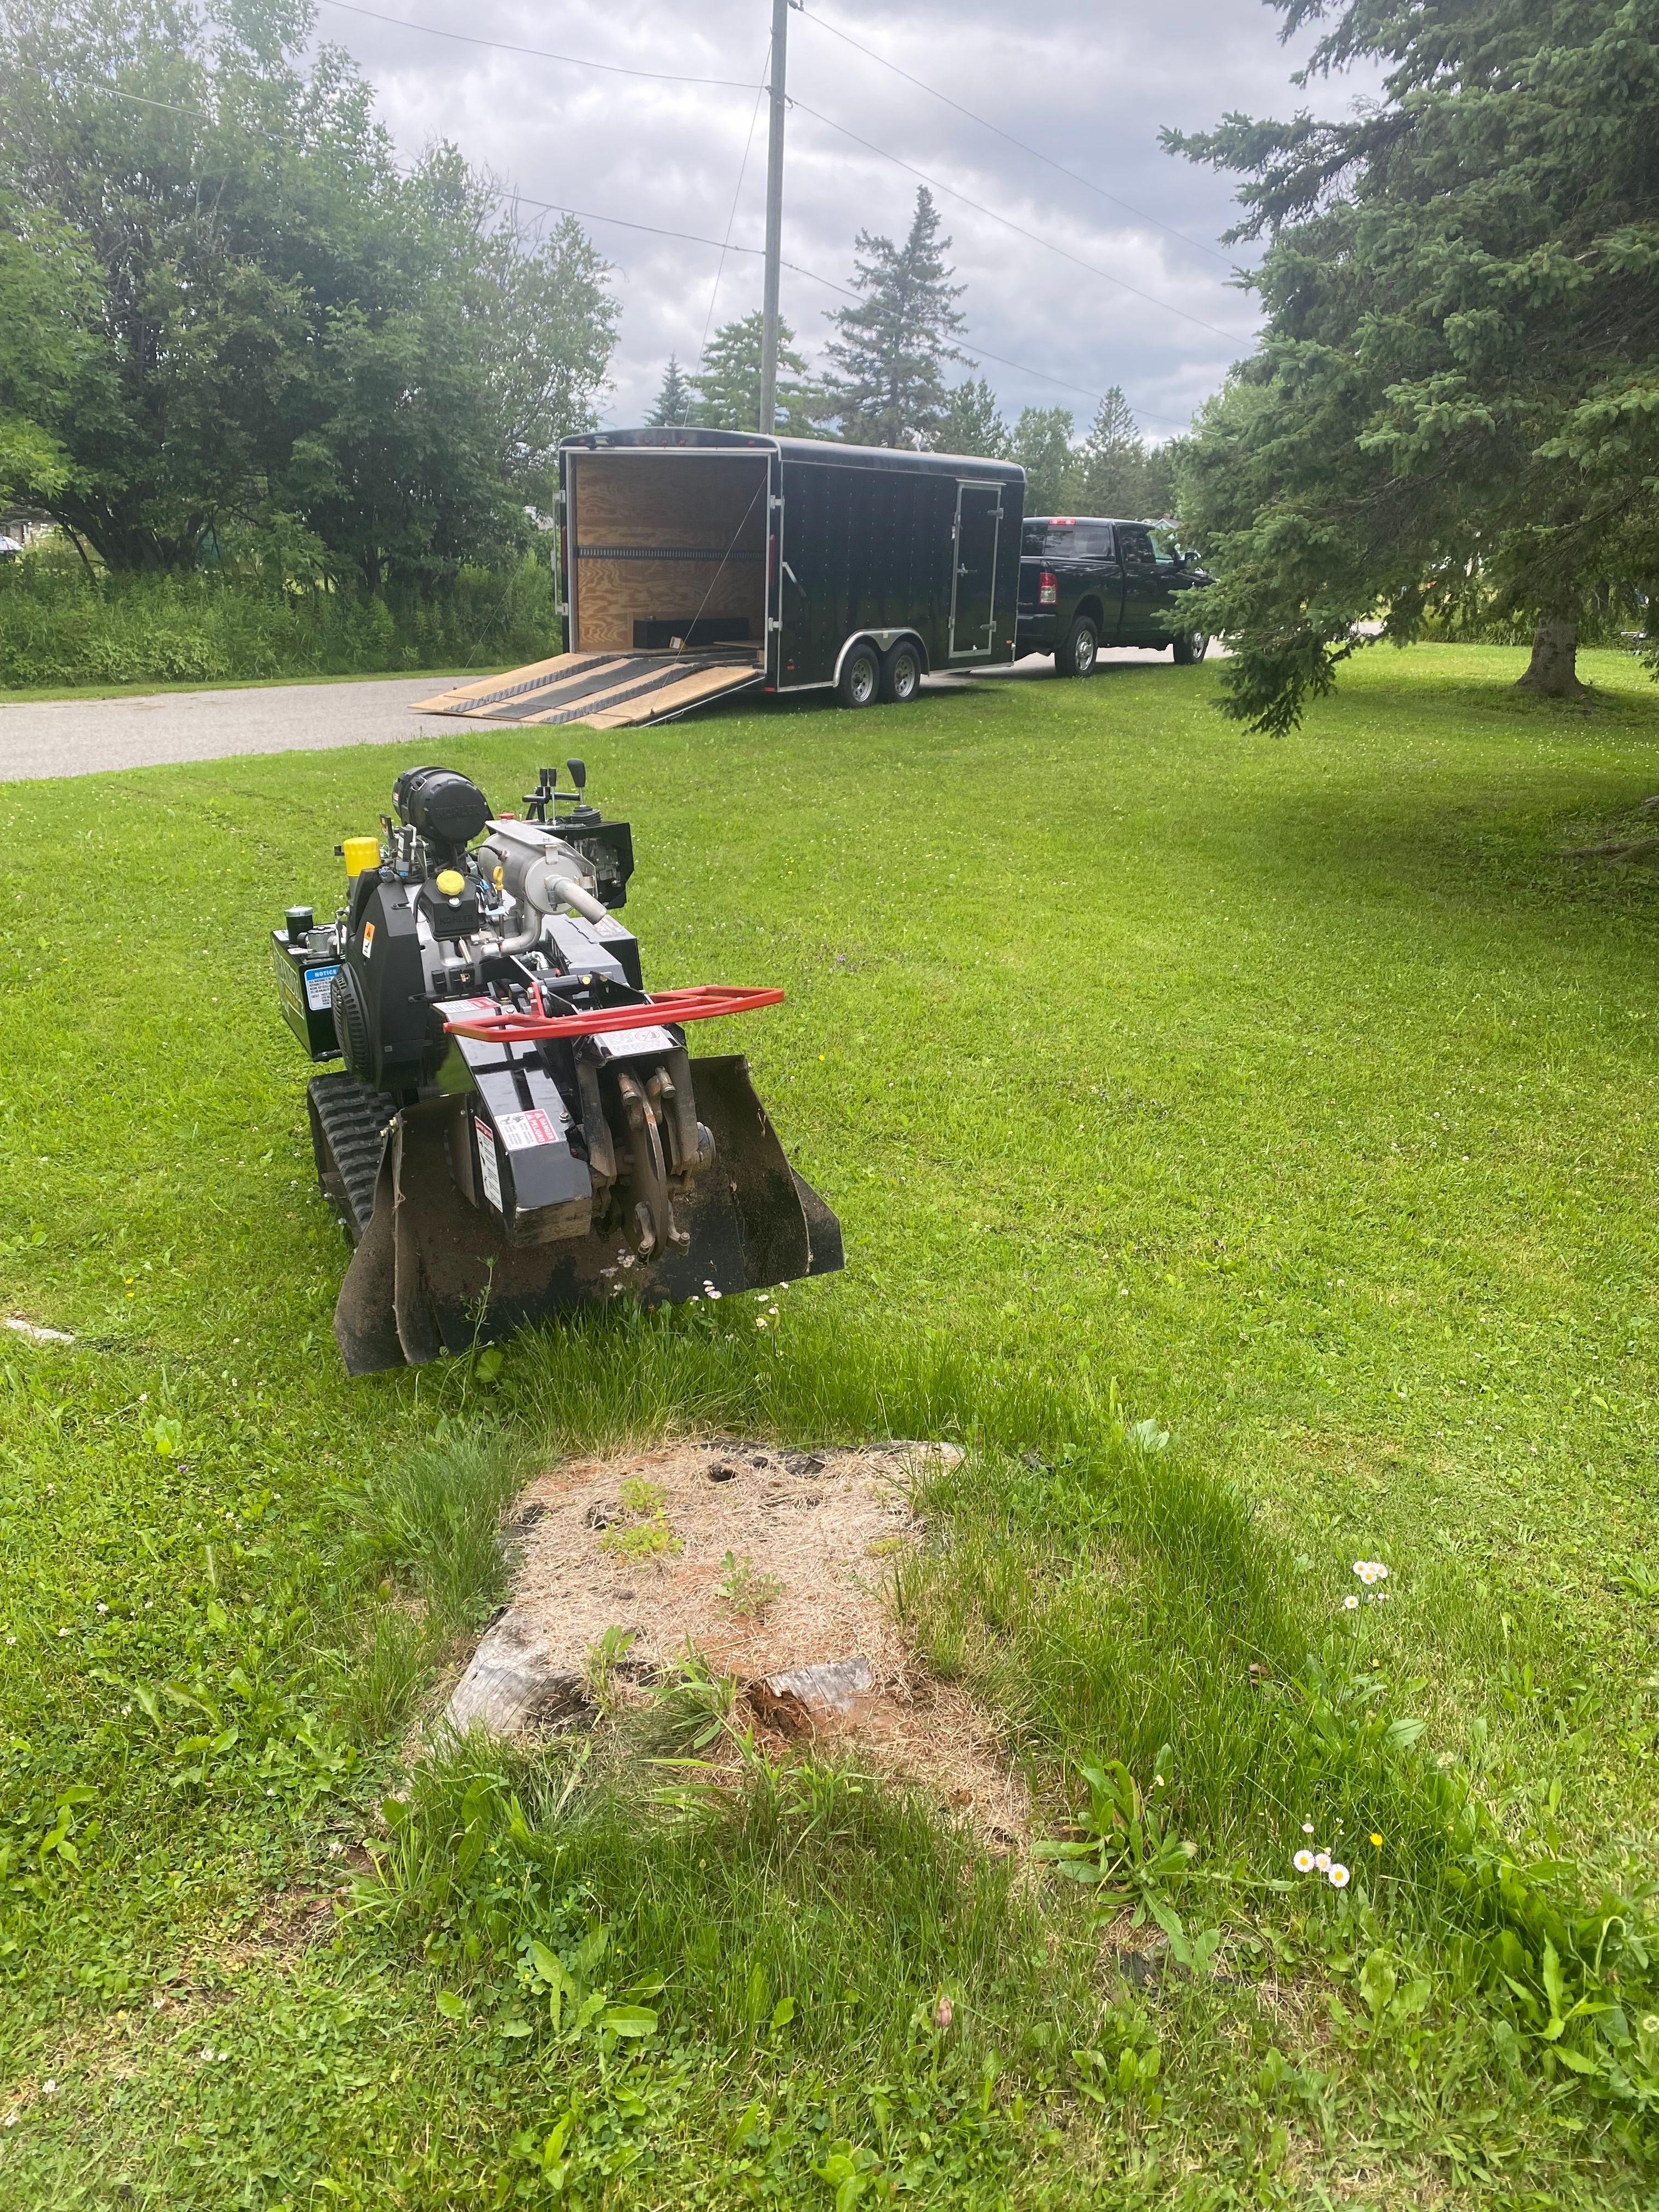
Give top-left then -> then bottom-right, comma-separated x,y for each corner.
412,652 -> 764,729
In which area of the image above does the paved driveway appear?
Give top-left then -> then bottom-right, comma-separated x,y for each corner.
0,675 -> 456,782
0,648 -> 1205,782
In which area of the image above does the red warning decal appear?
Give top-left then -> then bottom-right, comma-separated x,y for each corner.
495,1108 -> 560,1152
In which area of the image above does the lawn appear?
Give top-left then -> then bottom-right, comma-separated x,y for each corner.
3,641 -> 1658,2207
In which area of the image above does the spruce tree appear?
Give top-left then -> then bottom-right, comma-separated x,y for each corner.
1170,0 -> 1659,727
645,354 -> 692,426
826,188 -> 967,446
686,312 -> 833,437
1077,387 -> 1173,518
934,377 -> 1008,458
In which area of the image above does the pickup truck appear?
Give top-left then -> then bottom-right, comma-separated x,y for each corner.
1015,516 -> 1212,678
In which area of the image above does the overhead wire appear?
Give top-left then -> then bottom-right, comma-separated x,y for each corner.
789,98 -> 1240,345
795,4 -> 1233,267
685,37 -> 774,424
315,0 -> 762,91
307,0 -> 1240,348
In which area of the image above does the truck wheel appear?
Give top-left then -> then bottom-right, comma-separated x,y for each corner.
1054,616 -> 1098,678
1172,629 -> 1210,665
879,640 -> 922,703
837,640 -> 880,708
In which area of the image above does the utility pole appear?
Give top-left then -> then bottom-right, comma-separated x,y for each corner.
759,0 -> 789,433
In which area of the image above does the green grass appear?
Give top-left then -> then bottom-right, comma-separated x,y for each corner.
3,641 -> 1659,2205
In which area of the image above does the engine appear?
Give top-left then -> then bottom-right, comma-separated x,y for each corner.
272,760 -> 841,1372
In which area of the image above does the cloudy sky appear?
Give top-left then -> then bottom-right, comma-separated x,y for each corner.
306,0 -> 1375,440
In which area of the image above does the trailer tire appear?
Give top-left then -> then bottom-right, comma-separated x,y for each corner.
879,640 -> 922,703
837,640 -> 881,709
1172,628 -> 1210,665
1054,616 -> 1098,679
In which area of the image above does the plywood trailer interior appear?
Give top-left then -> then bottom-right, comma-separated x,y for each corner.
567,450 -> 770,659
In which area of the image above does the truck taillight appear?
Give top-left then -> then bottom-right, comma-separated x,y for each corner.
1037,569 -> 1058,607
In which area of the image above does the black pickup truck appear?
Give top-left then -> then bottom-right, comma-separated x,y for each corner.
1015,516 -> 1212,677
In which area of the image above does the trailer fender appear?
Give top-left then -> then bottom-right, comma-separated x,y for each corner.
832,628 -> 929,685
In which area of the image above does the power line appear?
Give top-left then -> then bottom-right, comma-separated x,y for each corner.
309,0 -> 1240,354
791,98 -> 1243,346
315,0 -> 761,91
687,37 -> 774,422
102,97 -> 1189,432
796,4 -> 1232,267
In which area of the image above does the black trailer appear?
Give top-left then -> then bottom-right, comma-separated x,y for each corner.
416,428 -> 1026,730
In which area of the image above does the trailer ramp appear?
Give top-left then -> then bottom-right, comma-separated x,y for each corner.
413,651 -> 763,730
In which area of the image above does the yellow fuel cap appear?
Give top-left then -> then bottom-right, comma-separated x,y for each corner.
435,868 -> 465,896
341,835 -> 381,878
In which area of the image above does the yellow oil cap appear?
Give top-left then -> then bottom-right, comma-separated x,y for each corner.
435,868 -> 465,896
341,835 -> 381,878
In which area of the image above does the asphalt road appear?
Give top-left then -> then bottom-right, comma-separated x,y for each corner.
0,648 -> 1192,782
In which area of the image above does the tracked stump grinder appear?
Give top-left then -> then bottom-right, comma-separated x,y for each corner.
272,761 -> 842,1373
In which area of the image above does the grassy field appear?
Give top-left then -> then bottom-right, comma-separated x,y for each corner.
3,642 -> 1659,2207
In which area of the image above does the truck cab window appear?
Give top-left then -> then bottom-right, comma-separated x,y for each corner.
1022,522 -> 1047,555
1147,526 -> 1181,569
1042,522 -> 1115,559
1117,526 -> 1157,574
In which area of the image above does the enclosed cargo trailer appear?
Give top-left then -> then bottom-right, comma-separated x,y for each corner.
415,428 -> 1026,730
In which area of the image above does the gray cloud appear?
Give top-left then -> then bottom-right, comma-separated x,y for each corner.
310,0 -> 1376,439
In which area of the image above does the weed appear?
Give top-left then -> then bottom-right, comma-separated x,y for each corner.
715,1549 -> 785,1619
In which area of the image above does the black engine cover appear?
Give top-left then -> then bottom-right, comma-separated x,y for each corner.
333,875 -> 430,1096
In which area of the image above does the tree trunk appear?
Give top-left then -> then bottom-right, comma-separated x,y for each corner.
1515,617 -> 1586,698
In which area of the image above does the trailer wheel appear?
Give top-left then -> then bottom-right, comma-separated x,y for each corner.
1054,616 -> 1098,678
1172,628 -> 1210,665
879,640 -> 922,703
837,640 -> 880,709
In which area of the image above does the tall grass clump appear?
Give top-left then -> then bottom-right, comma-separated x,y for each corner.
0,541 -> 558,689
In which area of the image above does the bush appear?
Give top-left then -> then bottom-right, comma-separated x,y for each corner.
0,540 -> 560,689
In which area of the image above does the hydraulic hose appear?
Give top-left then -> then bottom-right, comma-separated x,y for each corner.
444,984 -> 785,1043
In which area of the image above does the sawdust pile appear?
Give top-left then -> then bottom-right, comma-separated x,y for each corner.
441,1439 -> 1028,1849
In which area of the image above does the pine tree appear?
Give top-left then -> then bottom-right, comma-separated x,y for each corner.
1009,407 -> 1080,517
645,354 -> 693,427
686,312 -> 834,437
826,188 -> 967,447
934,377 -> 1008,458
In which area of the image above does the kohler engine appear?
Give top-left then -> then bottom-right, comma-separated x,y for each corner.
273,761 -> 840,1373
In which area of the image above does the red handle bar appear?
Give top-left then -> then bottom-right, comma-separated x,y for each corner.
443,983 -> 785,1043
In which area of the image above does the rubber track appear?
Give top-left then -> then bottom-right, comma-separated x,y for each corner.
308,1074 -> 392,1240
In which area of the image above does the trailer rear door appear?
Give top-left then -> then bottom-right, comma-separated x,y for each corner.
949,481 -> 1005,658
412,652 -> 764,730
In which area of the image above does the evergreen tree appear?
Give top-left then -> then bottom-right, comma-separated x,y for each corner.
1077,387 -> 1175,517
826,188 -> 967,446
645,354 -> 692,427
934,377 -> 1008,458
686,312 -> 834,437
1009,407 -> 1080,517
1169,0 -> 1659,726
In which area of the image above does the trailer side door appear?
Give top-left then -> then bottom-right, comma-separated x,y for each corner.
949,481 -> 1005,659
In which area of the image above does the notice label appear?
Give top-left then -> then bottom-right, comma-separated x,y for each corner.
304,964 -> 340,1011
474,1119 -> 503,1212
496,1108 -> 561,1152
362,922 -> 376,959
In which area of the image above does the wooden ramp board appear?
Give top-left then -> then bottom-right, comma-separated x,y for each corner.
412,652 -> 764,729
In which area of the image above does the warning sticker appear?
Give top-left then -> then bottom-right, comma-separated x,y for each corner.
496,1108 -> 561,1152
474,1119 -> 503,1212
304,963 -> 340,1011
362,922 -> 376,959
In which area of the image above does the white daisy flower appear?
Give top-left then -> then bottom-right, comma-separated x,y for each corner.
1301,1820 -> 1314,1834
1343,1595 -> 1360,1611
1314,1851 -> 1331,1871
1327,1863 -> 1351,1888
1293,1849 -> 1316,1872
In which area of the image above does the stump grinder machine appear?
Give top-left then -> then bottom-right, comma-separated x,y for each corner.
272,761 -> 842,1373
